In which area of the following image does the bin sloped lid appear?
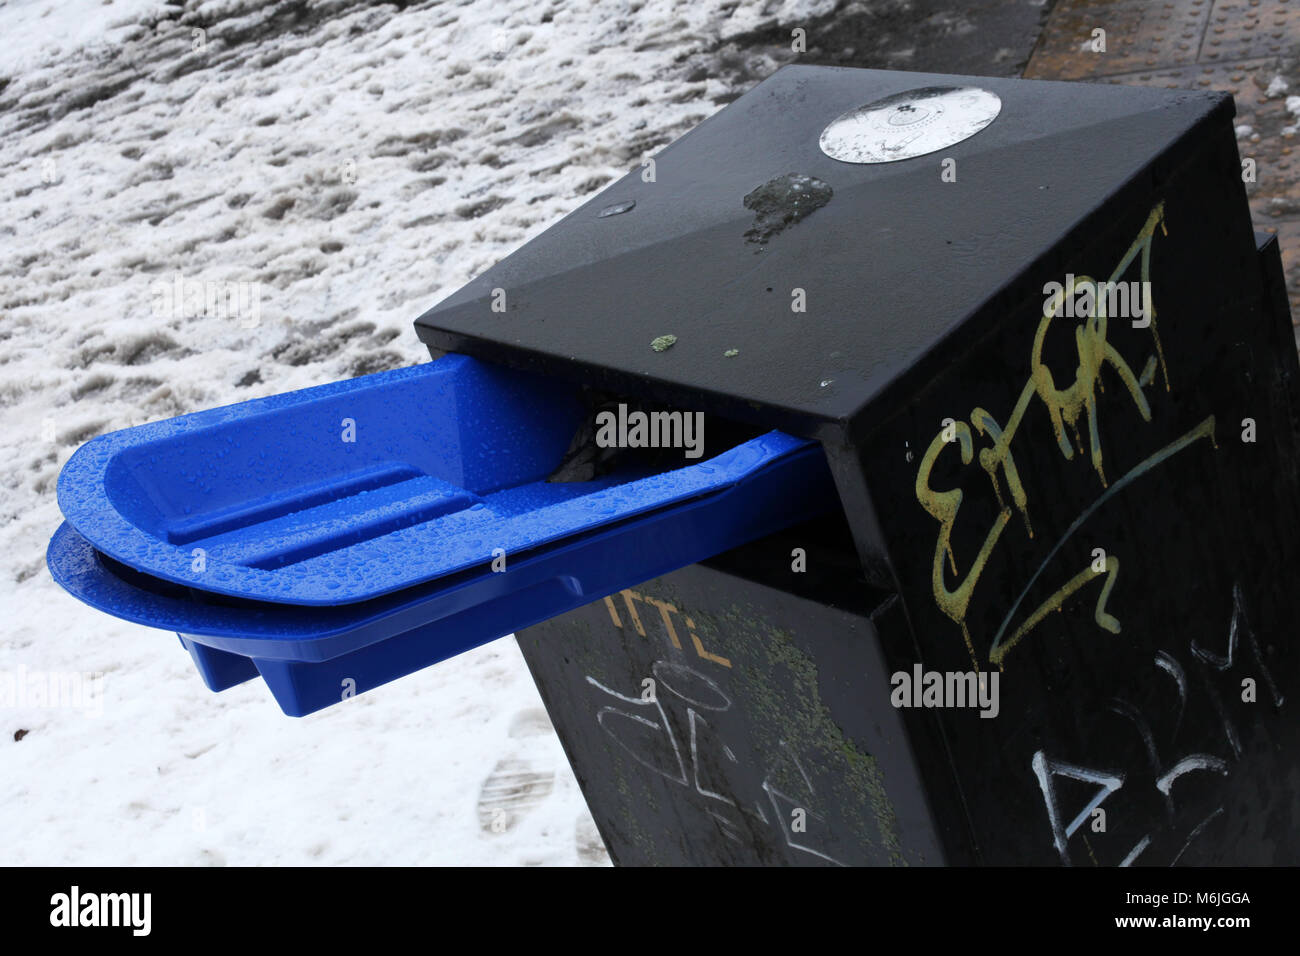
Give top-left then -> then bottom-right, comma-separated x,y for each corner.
415,65 -> 1230,435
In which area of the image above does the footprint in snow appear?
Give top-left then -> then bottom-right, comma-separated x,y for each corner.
475,709 -> 556,835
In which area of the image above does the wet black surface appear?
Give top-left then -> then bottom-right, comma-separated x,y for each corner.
416,66 -> 1229,434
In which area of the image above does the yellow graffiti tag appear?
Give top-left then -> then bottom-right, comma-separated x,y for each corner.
991,556 -> 1121,667
915,203 -> 1215,668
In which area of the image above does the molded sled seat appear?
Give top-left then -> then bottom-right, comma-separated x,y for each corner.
48,354 -> 834,715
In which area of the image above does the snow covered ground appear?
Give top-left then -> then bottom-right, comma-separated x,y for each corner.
0,0 -> 823,865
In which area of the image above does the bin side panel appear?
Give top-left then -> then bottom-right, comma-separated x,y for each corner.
515,563 -> 944,866
856,126 -> 1300,865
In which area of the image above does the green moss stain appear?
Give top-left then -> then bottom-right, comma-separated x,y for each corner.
705,601 -> 906,865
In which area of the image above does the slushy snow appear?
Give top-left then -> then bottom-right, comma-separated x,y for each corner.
0,0 -> 803,864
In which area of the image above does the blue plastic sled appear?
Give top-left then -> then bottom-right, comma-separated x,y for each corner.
47,354 -> 834,715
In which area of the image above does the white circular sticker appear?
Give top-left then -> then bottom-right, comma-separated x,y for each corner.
819,86 -> 1002,164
